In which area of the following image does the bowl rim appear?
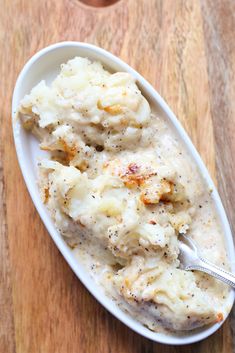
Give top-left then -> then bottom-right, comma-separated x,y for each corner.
12,41 -> 235,345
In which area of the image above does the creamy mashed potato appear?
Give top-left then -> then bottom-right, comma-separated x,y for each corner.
17,57 -> 230,332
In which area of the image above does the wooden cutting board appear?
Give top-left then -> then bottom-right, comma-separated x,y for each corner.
1,0 -> 234,352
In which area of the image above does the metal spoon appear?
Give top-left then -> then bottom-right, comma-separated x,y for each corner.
178,235 -> 235,288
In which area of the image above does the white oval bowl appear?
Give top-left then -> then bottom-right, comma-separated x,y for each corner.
12,42 -> 235,345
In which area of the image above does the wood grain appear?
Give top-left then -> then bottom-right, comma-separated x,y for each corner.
0,0 -> 234,352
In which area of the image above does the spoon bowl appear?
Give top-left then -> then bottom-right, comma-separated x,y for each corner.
12,41 -> 235,345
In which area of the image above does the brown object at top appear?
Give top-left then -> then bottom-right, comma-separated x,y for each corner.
0,0 -> 235,353
79,0 -> 120,7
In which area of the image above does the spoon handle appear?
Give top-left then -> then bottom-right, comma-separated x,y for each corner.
186,258 -> 235,288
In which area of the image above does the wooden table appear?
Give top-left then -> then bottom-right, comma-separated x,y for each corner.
1,0 -> 235,352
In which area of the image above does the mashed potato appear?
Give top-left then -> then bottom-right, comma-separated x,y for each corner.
17,57 -> 229,332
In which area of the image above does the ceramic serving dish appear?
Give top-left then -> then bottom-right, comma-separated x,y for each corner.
12,42 -> 235,345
